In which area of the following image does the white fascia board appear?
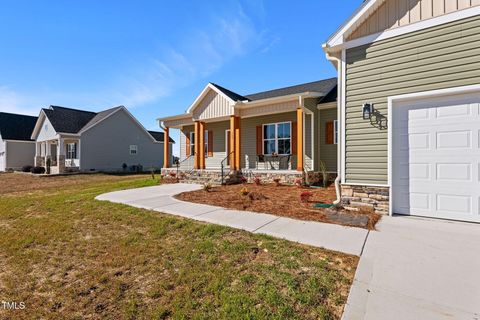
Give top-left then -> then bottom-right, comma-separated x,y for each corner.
317,102 -> 337,110
31,110 -> 47,140
237,92 -> 322,109
325,0 -> 381,48
156,113 -> 192,122
186,83 -> 236,114
4,140 -> 35,143
326,5 -> 480,52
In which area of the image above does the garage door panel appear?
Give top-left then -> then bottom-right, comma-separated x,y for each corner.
392,94 -> 480,223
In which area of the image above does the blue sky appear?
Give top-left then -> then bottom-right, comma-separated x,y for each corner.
0,0 -> 360,155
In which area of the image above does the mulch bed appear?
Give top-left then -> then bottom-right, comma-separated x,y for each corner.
175,183 -> 381,230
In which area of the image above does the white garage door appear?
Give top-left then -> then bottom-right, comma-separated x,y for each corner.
392,93 -> 480,223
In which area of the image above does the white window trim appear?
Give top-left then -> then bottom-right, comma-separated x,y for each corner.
66,142 -> 77,159
262,121 -> 292,155
333,120 -> 339,145
189,130 -> 209,157
129,145 -> 138,155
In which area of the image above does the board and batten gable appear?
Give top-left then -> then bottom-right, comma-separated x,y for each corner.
80,109 -> 168,171
347,0 -> 480,41
36,116 -> 57,142
192,90 -> 234,121
345,14 -> 480,185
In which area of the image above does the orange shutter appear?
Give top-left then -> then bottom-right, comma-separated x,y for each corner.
186,133 -> 191,156
208,130 -> 213,157
256,126 -> 262,155
291,122 -> 297,155
326,121 -> 334,145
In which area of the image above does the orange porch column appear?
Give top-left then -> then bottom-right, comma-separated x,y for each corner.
230,116 -> 236,170
234,116 -> 241,170
163,126 -> 170,168
296,108 -> 303,171
194,121 -> 200,169
199,122 -> 206,169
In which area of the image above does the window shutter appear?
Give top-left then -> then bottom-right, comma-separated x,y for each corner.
208,130 -> 213,157
256,126 -> 263,155
186,133 -> 191,156
326,121 -> 334,144
291,122 -> 297,155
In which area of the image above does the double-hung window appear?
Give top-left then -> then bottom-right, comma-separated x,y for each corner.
66,143 -> 77,159
189,131 -> 209,156
129,145 -> 138,155
263,122 -> 291,155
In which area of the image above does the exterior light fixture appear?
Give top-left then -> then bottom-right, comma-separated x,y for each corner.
363,103 -> 374,120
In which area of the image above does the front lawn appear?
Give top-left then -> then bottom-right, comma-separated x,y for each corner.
0,173 -> 357,319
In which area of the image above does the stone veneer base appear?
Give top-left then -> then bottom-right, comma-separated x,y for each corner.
341,184 -> 390,215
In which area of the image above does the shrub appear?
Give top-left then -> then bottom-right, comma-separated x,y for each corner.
240,187 -> 249,196
30,166 -> 46,174
273,178 -> 281,187
294,178 -> 303,188
253,176 -> 262,186
300,191 -> 314,203
169,172 -> 177,178
21,165 -> 33,173
240,176 -> 248,184
203,183 -> 213,192
122,163 -> 128,171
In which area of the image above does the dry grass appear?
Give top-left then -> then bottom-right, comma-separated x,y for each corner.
176,184 -> 381,229
0,173 -> 358,319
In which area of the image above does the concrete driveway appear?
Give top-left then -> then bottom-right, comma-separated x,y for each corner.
343,216 -> 480,320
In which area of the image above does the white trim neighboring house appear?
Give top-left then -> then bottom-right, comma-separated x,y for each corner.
31,105 -> 175,174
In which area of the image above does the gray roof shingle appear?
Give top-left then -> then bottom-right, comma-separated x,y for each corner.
0,112 -> 38,141
210,83 -> 249,102
245,78 -> 337,101
148,131 -> 175,143
43,106 -> 97,134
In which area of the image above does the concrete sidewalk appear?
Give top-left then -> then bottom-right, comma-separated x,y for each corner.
96,183 -> 368,256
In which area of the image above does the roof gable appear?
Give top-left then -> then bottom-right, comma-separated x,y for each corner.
0,112 -> 38,141
186,83 -> 242,115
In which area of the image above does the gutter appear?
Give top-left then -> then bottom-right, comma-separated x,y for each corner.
325,51 -> 342,206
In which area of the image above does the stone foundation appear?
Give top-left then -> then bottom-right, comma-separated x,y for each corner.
161,168 -> 329,186
341,185 -> 390,215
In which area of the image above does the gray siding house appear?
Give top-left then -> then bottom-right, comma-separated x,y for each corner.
31,106 -> 174,174
324,0 -> 480,222
158,79 -> 338,183
0,112 -> 38,171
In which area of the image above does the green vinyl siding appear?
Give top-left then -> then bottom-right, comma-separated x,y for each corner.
345,14 -> 480,185
319,107 -> 337,172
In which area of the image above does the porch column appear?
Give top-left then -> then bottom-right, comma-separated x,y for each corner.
163,127 -> 170,168
229,116 -> 236,170
194,121 -> 201,169
234,117 -> 241,170
296,107 -> 304,171
199,122 -> 206,169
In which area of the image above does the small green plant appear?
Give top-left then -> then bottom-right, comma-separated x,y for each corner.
273,178 -> 281,187
151,168 -> 155,180
240,187 -> 249,196
319,160 -> 329,188
203,183 -> 213,192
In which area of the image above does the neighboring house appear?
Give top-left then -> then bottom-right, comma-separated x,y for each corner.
158,79 -> 338,183
0,112 -> 38,172
31,105 -> 174,174
324,0 -> 480,222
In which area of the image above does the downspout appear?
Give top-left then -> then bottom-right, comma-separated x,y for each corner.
325,49 -> 342,206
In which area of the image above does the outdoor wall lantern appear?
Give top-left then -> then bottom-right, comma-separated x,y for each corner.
363,103 -> 374,120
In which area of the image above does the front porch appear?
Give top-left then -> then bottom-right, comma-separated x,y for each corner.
35,138 -> 81,174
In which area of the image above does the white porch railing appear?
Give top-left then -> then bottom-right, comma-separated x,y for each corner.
65,158 -> 80,167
